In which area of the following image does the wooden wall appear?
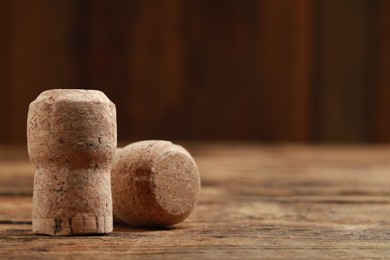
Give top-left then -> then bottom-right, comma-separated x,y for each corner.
0,0 -> 388,144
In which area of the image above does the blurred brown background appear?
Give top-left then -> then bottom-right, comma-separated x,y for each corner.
0,0 -> 388,144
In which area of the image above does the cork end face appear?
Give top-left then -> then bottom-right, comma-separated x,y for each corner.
33,216 -> 113,236
151,149 -> 201,225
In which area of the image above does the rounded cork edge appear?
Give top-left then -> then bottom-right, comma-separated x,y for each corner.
32,89 -> 111,104
33,216 -> 113,236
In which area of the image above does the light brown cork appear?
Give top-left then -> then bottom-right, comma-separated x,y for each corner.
111,140 -> 201,227
27,89 -> 116,236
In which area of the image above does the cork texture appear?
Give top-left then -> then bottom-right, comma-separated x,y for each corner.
111,140 -> 201,227
27,89 -> 116,236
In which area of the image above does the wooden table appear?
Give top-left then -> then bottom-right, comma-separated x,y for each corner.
0,144 -> 389,259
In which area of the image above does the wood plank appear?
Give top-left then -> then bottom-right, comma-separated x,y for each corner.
45,0 -> 79,89
0,196 -> 31,223
2,221 -> 388,259
178,0 -> 315,141
180,1 -> 255,140
0,161 -> 33,195
315,0 -> 374,142
77,0 -> 127,100
0,145 -> 389,258
0,0 -> 12,143
1,144 -> 388,196
373,0 -> 390,142
123,0 -> 184,140
257,0 -> 314,141
0,190 -> 389,258
0,145 -> 32,196
1,1 -> 387,143
9,0 -> 50,143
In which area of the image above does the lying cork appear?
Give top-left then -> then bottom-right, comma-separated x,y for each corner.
27,89 -> 117,236
111,141 -> 201,227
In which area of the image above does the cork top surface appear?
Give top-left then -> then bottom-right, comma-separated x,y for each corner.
32,89 -> 111,104
27,89 -> 117,169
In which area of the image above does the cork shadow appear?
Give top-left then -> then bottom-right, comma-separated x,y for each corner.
113,223 -> 180,233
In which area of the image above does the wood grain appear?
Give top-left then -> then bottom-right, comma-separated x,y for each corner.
9,0 -> 51,143
373,0 -> 390,142
0,0 -> 12,143
0,1 -> 389,143
257,0 -> 313,141
315,0 -> 374,142
0,144 -> 389,258
46,0 -> 79,89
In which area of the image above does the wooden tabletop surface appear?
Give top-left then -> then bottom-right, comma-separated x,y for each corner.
0,143 -> 389,259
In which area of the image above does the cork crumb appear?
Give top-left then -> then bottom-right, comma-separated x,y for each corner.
68,218 -> 73,235
53,218 -> 63,235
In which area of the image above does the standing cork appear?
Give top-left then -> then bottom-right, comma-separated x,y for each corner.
111,140 -> 201,227
27,89 -> 116,236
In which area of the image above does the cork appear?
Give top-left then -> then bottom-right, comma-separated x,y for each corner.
27,89 -> 117,236
111,140 -> 201,227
